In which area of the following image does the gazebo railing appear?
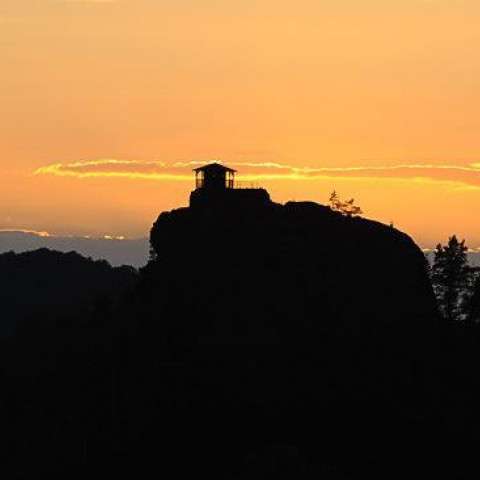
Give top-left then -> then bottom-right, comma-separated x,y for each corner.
234,181 -> 260,189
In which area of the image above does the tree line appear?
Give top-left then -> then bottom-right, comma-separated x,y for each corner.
430,235 -> 480,323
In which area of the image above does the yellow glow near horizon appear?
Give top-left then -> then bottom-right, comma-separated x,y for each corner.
2,1 -> 480,247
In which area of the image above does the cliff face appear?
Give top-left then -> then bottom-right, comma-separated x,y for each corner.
149,199 -> 437,344
124,199 -> 442,477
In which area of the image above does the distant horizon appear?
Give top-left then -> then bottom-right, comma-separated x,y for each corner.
3,207 -> 480,248
0,230 -> 149,268
3,226 -> 480,270
3,215 -> 480,250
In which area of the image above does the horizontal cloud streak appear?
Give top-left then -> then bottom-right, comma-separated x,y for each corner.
0,229 -> 51,238
34,159 -> 480,189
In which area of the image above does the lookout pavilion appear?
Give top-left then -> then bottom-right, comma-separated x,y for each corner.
189,162 -> 271,208
193,163 -> 236,190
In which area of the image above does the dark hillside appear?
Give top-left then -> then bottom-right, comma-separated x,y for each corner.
3,250 -> 137,477
0,248 -> 137,335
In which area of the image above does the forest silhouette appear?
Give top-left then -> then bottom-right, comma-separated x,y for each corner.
4,182 -> 480,478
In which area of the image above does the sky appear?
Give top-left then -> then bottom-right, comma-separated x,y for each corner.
1,0 -> 480,247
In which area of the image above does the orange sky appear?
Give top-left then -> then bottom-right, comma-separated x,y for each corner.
2,0 -> 480,247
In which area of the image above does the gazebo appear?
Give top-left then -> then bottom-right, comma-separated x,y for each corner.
193,163 -> 237,190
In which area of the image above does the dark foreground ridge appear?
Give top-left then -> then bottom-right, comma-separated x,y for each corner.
5,165 -> 480,478
0,248 -> 137,335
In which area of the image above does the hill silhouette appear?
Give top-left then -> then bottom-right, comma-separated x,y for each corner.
6,196 -> 480,478
0,248 -> 137,335
4,249 -> 137,476
0,231 -> 149,267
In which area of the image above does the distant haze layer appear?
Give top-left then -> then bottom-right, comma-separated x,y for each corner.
0,231 -> 149,268
2,230 -> 480,270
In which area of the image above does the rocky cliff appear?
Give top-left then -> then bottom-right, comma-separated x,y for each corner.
115,199 -> 443,478
148,199 -> 437,344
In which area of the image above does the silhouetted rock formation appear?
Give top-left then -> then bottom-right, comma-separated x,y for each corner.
149,198 -> 436,341
106,198 -> 442,478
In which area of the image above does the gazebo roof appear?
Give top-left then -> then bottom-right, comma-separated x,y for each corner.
193,162 -> 237,173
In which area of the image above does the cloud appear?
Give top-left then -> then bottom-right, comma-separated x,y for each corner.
0,228 -> 130,242
0,229 -> 51,237
35,159 -> 192,181
34,159 -> 480,190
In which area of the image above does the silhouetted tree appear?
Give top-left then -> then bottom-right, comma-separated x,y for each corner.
464,267 -> 480,323
329,190 -> 363,217
431,235 -> 472,322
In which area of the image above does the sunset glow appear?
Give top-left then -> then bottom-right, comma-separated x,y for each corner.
2,0 -> 480,246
